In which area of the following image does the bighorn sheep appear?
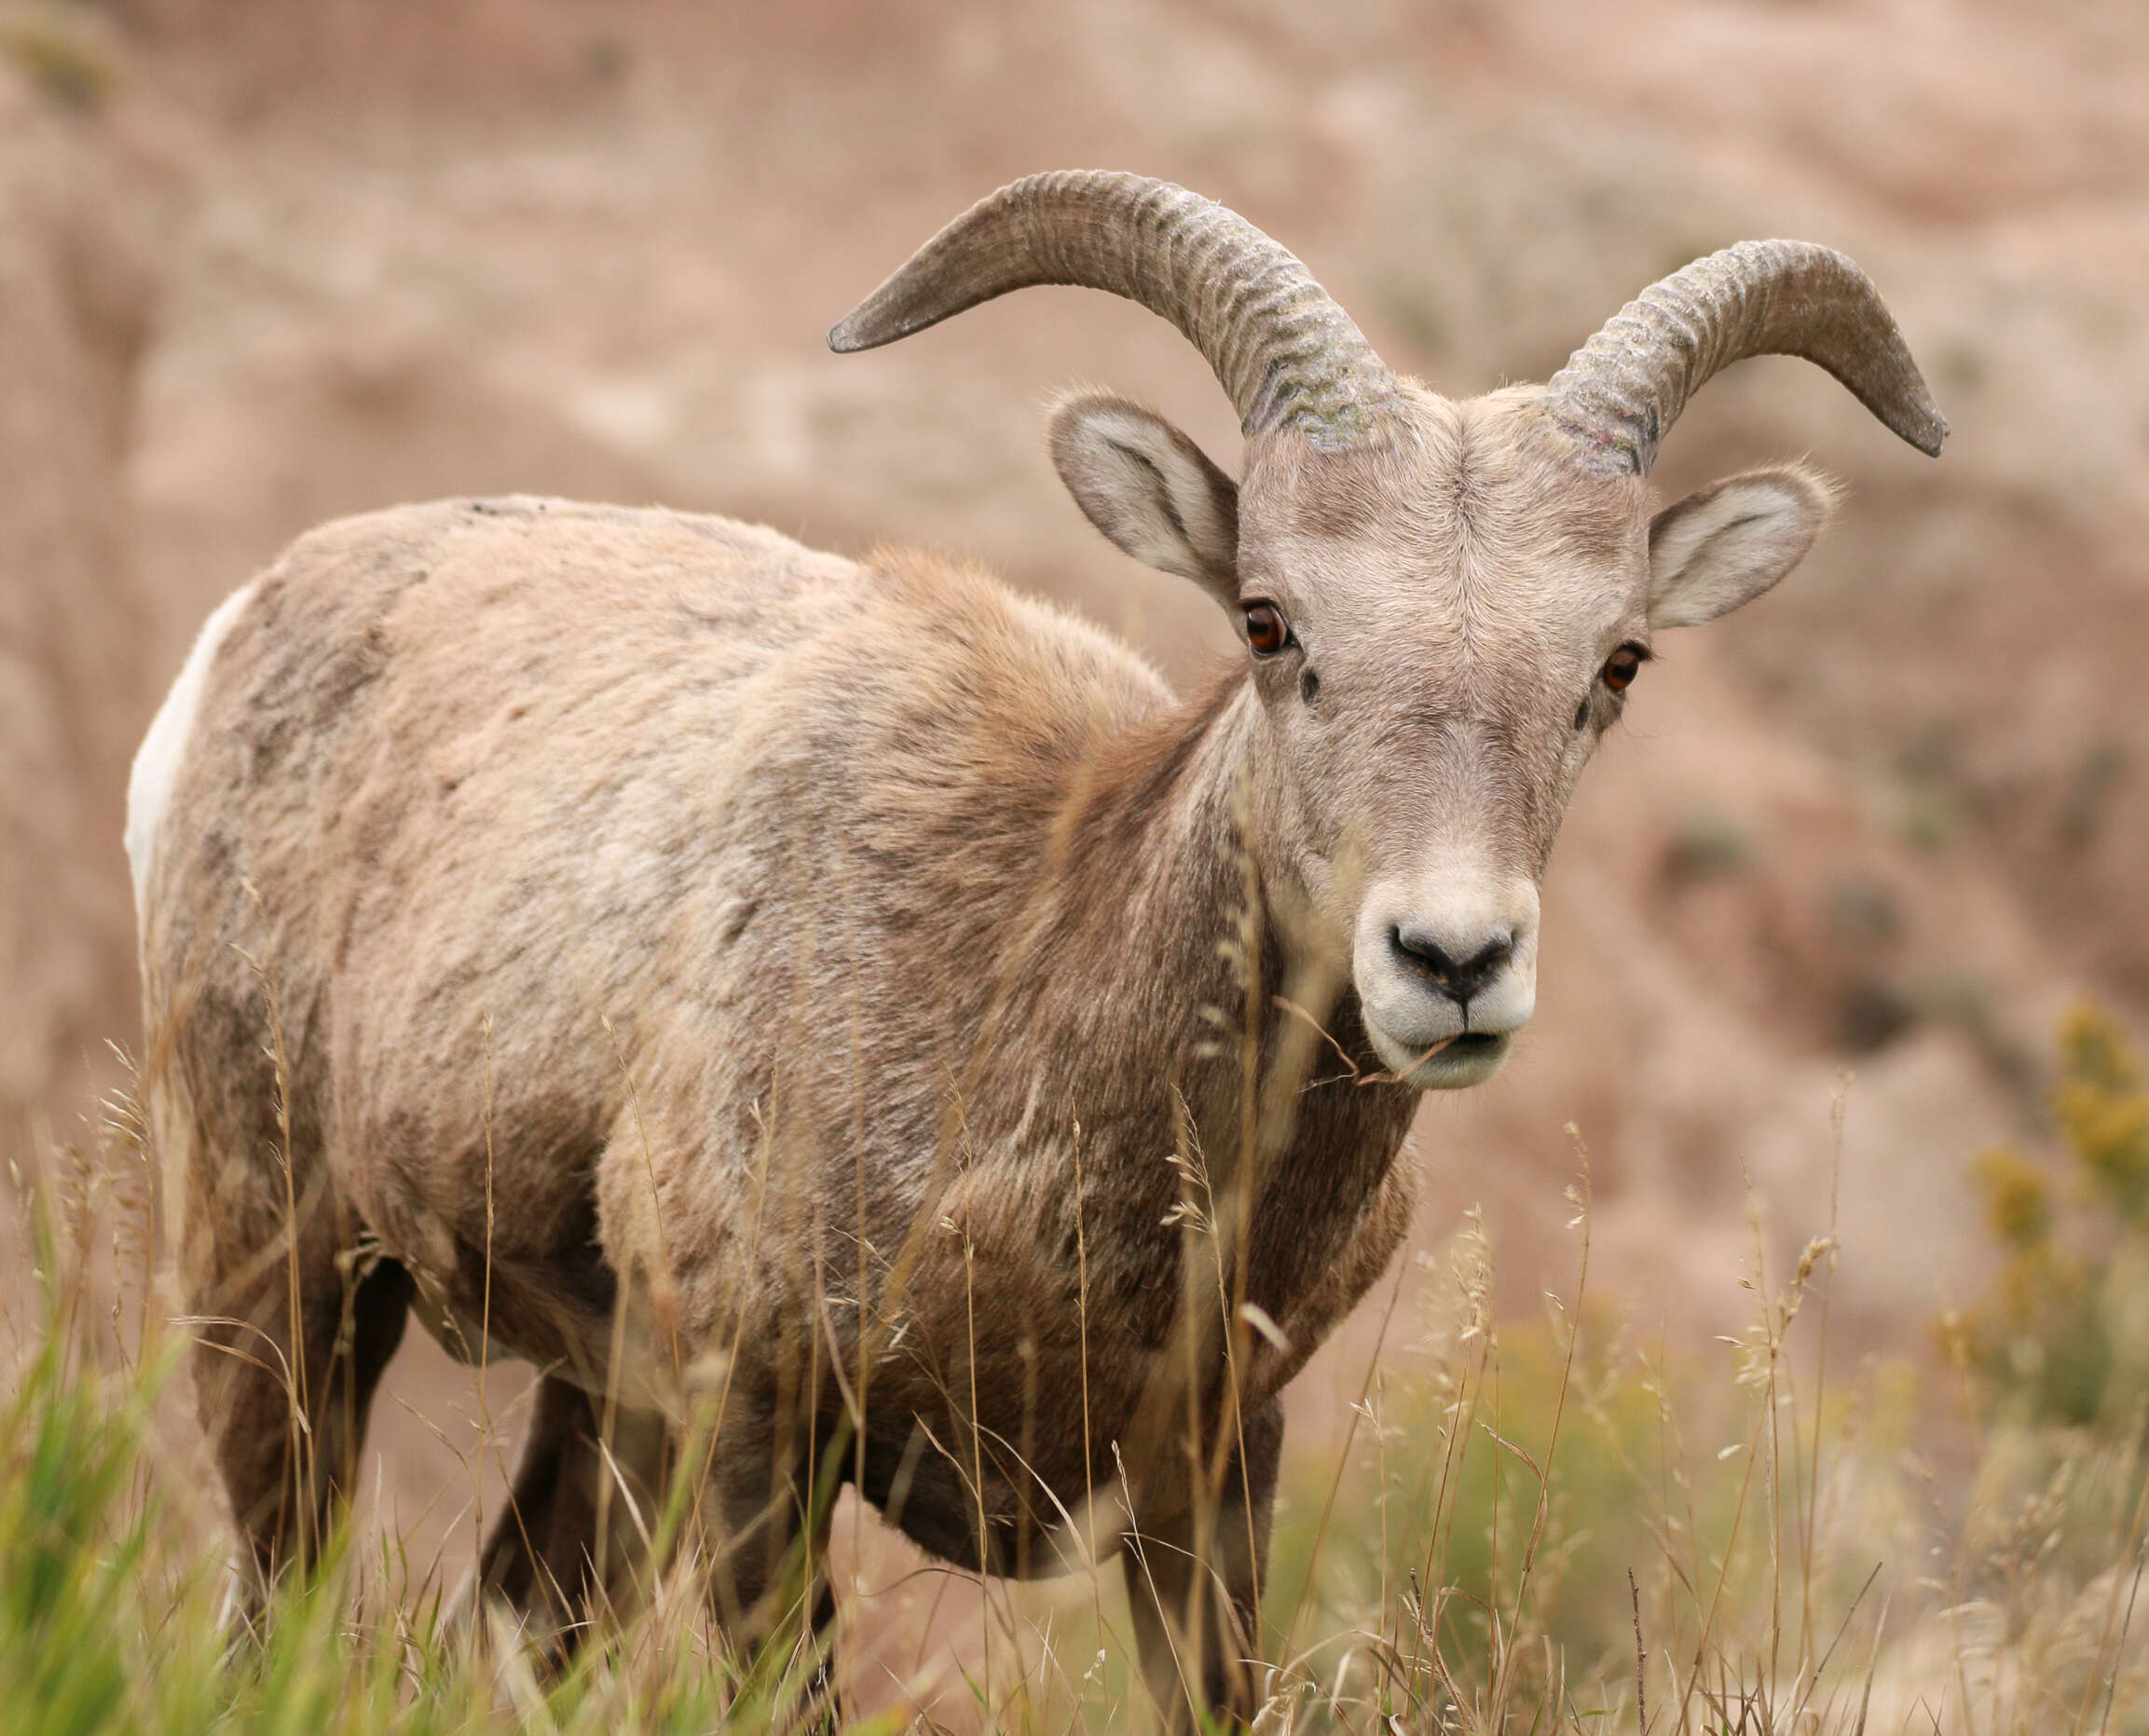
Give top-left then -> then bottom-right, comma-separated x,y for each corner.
130,171 -> 1942,1722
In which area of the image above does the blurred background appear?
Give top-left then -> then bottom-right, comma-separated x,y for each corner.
1,0 -> 2142,1714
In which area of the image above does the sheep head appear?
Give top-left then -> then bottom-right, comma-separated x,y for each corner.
832,172 -> 1944,1089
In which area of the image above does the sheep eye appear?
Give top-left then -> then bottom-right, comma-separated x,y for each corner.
1244,602 -> 1292,658
1601,641 -> 1649,692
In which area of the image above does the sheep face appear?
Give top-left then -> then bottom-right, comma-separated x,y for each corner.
1053,382 -> 1833,1089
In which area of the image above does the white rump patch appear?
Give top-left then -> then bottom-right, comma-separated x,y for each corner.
126,581 -> 258,923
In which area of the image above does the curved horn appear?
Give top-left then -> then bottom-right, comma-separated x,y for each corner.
1544,239 -> 1948,474
828,171 -> 1397,448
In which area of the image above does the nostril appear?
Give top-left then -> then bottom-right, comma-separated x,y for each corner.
1390,923 -> 1454,978
1391,923 -> 1514,1005
1469,935 -> 1514,978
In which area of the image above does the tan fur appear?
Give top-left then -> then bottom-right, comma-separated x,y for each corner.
138,376 -> 1836,1717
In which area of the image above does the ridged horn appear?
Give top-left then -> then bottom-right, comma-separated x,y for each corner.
828,171 -> 1397,448
1544,239 -> 1948,474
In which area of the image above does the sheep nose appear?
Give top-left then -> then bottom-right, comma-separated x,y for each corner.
1389,923 -> 1514,1008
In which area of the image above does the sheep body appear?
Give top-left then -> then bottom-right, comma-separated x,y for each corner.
136,493 -> 1415,1601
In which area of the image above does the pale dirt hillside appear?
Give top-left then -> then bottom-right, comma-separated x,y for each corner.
1,2 -> 2142,1719
0,51 -> 164,1148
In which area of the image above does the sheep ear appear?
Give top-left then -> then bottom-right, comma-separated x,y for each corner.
1049,393 -> 1239,608
1647,466 -> 1836,629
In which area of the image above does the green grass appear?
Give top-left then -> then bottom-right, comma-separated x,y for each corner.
3,1017 -> 2146,1732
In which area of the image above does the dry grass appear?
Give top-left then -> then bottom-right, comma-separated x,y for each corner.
4,1010 -> 2146,1733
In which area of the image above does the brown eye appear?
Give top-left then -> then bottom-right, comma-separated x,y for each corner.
1244,602 -> 1292,657
1601,642 -> 1649,692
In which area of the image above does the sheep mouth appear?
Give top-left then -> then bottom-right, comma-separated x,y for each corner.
1364,1024 -> 1513,1090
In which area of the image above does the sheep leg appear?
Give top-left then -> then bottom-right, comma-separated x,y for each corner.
476,1374 -> 671,1657
1123,1398 -> 1283,1730
186,1196 -> 414,1622
694,1402 -> 843,1715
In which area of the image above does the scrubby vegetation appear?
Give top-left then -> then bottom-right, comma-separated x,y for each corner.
3,1014 -> 2146,1732
1949,1005 -> 2149,1437
0,7 -> 120,112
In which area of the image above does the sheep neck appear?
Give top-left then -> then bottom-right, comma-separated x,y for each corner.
1033,665 -> 1421,1352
